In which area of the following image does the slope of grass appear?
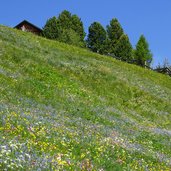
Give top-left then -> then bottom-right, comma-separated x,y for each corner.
0,25 -> 171,170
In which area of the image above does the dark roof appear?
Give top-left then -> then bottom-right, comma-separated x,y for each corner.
14,20 -> 42,32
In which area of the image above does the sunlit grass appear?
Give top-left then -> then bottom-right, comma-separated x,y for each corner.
0,25 -> 171,170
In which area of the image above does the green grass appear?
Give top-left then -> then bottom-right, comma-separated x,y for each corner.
0,25 -> 171,170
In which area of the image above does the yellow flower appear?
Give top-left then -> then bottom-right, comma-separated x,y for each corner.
81,153 -> 86,158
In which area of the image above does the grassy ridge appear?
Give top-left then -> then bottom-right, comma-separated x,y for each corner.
0,25 -> 171,170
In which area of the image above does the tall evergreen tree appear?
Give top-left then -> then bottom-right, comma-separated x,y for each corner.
87,22 -> 107,54
134,35 -> 153,66
58,10 -> 72,29
58,11 -> 86,46
71,15 -> 86,42
106,18 -> 124,54
43,17 -> 60,39
58,29 -> 85,47
114,34 -> 133,61
43,10 -> 85,47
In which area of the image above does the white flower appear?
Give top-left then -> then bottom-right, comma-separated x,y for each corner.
1,145 -> 7,149
25,153 -> 31,159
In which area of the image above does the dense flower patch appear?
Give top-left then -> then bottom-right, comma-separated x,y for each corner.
0,101 -> 171,170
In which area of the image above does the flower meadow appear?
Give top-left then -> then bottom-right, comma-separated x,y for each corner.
0,25 -> 171,170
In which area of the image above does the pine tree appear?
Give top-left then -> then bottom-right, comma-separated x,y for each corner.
58,29 -> 85,47
62,11 -> 86,46
114,34 -> 133,61
71,15 -> 86,42
87,22 -> 107,54
42,10 -> 86,47
58,10 -> 72,29
106,18 -> 124,54
134,35 -> 153,66
43,17 -> 60,39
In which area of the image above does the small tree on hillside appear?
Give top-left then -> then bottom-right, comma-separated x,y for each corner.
134,35 -> 153,66
114,34 -> 133,61
87,22 -> 107,54
106,18 -> 124,54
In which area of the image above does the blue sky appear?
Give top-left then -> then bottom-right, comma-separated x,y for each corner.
1,0 -> 171,67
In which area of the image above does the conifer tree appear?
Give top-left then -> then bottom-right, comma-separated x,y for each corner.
58,10 -> 72,29
43,17 -> 60,39
106,18 -> 124,54
134,35 -> 153,66
114,34 -> 133,61
58,29 -> 85,47
43,10 -> 85,47
58,10 -> 86,46
71,15 -> 86,42
87,22 -> 107,54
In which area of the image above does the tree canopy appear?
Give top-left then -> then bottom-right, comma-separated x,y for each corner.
43,10 -> 85,47
42,17 -> 60,40
114,34 -> 133,61
134,35 -> 153,66
106,18 -> 124,54
87,22 -> 107,54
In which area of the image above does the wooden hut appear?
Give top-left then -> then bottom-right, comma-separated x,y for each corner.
14,20 -> 42,35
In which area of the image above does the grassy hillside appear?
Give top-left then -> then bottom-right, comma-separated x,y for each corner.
0,25 -> 171,170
